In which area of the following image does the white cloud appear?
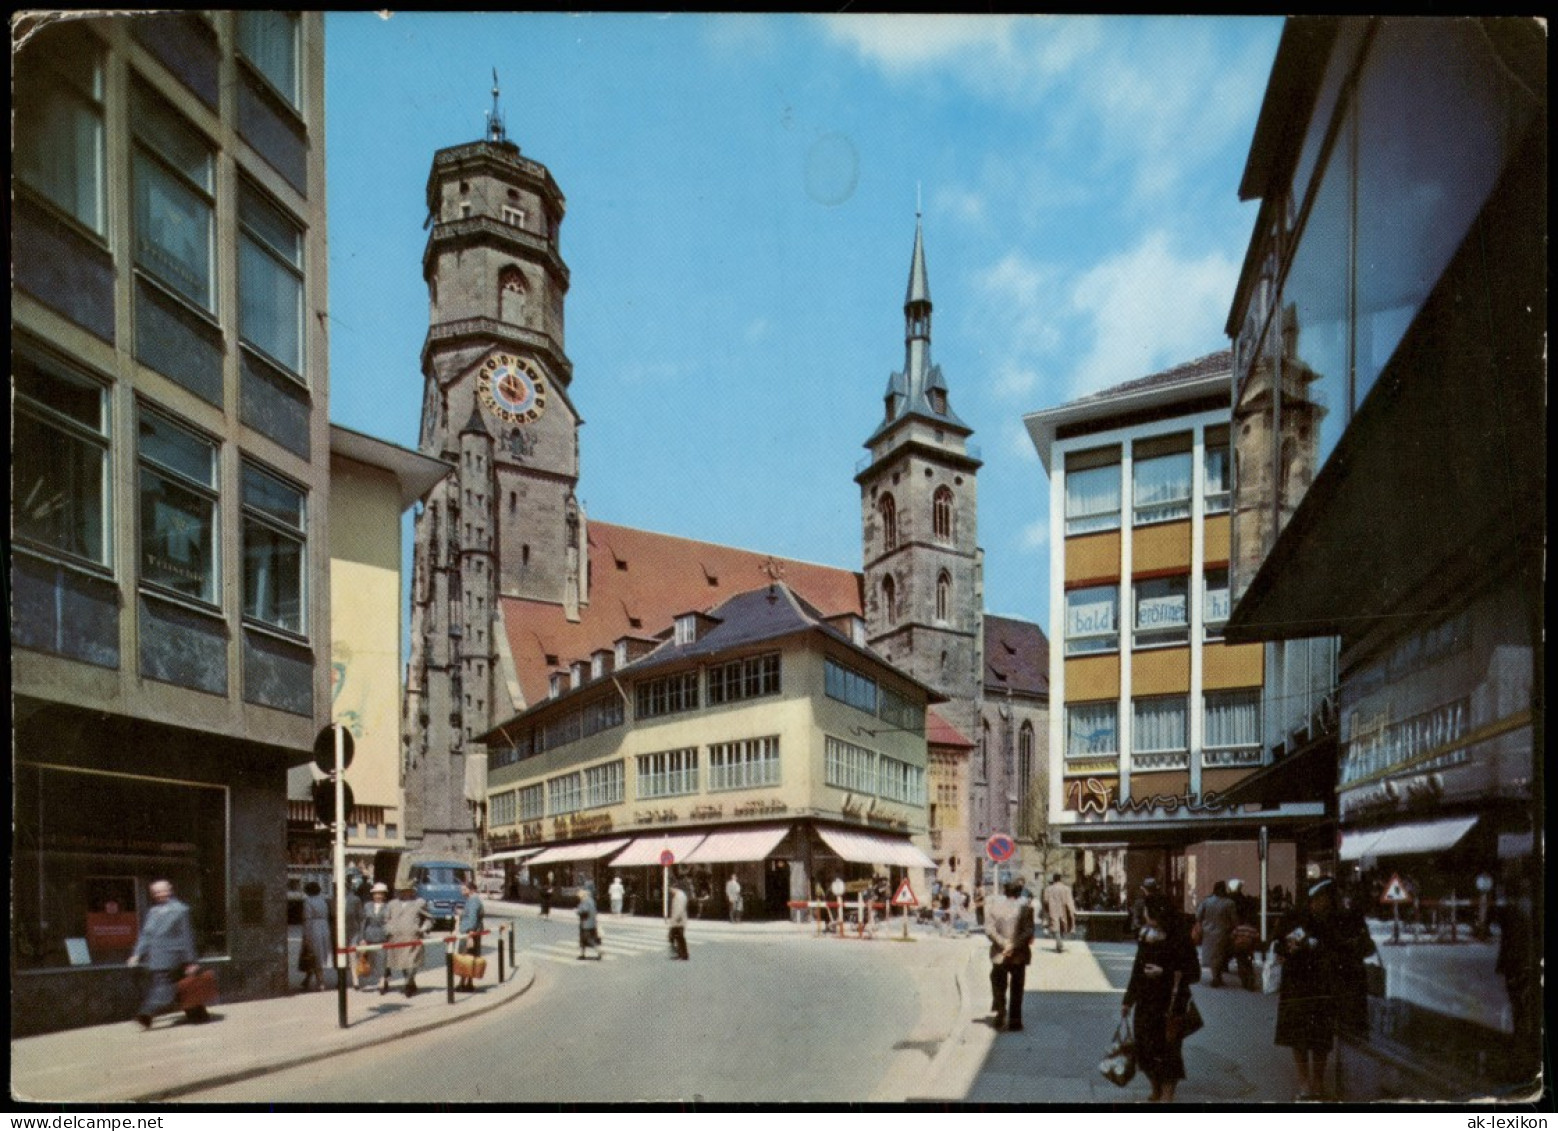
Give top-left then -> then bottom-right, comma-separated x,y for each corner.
816,15 -> 1023,70
1020,518 -> 1050,552
975,251 -> 1064,363
1064,230 -> 1237,399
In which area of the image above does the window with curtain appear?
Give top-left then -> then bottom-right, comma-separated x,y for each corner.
1066,702 -> 1117,760
1132,697 -> 1188,768
1065,585 -> 1118,655
933,486 -> 954,542
237,11 -> 300,108
636,749 -> 699,800
15,27 -> 105,234
1065,464 -> 1120,535
1203,690 -> 1262,767
878,494 -> 898,551
239,181 -> 304,375
138,410 -> 218,604
1133,575 -> 1188,648
1204,569 -> 1231,641
825,736 -> 878,794
241,461 -> 306,634
1133,451 -> 1193,525
1204,435 -> 1231,514
12,352 -> 111,567
132,84 -> 214,311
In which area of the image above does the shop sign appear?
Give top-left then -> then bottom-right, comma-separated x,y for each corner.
1340,698 -> 1471,788
689,804 -> 724,820
518,821 -> 545,845
1066,590 -> 1116,637
1065,777 -> 1230,817
732,799 -> 787,818
634,808 -> 680,826
553,812 -> 612,839
42,832 -> 197,855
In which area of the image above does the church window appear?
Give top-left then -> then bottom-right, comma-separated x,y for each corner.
499,265 -> 527,324
502,205 -> 525,228
878,494 -> 898,551
509,492 -> 517,513
933,487 -> 954,542
881,575 -> 897,625
936,571 -> 951,622
979,721 -> 990,781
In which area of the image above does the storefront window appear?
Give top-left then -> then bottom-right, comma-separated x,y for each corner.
14,764 -> 228,969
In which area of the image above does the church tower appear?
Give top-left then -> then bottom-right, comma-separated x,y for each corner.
404,81 -> 582,858
857,218 -> 984,742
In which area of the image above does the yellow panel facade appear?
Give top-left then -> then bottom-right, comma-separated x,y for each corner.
1065,531 -> 1120,583
1203,514 -> 1231,564
329,457 -> 408,841
1203,641 -> 1265,690
1132,520 -> 1192,573
1064,654 -> 1120,702
1132,646 -> 1190,695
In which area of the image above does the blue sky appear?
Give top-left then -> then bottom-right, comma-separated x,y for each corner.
325,14 -> 1284,631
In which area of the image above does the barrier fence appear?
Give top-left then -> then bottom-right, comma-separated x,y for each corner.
329,923 -> 517,1028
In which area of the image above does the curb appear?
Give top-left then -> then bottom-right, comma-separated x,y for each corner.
132,961 -> 537,1102
911,943 -> 994,1102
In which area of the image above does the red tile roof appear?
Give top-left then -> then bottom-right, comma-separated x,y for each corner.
499,520 -> 862,709
926,707 -> 975,749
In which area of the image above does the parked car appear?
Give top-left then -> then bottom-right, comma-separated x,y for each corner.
406,861 -> 474,929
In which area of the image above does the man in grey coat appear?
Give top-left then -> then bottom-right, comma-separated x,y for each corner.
667,880 -> 691,960
127,880 -> 201,1028
1196,880 -> 1238,986
576,884 -> 602,960
986,879 -> 1035,1031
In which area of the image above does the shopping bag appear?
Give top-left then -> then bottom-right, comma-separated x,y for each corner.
451,951 -> 487,980
175,969 -> 219,1010
1262,957 -> 1282,995
354,952 -> 373,979
1098,1015 -> 1137,1087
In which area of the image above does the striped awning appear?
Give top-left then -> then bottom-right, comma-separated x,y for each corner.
816,827 -> 936,869
681,825 -> 790,864
480,848 -> 545,864
610,833 -> 708,868
525,838 -> 631,866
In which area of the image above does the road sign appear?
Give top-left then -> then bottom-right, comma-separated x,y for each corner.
313,778 -> 355,827
313,724 -> 355,774
1380,873 -> 1411,904
985,834 -> 1016,863
891,879 -> 918,907
659,849 -> 676,868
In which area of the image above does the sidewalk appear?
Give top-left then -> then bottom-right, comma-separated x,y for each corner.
914,941 -> 1370,1104
11,946 -> 536,1104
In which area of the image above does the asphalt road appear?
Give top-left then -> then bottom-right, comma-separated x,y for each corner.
197,909 -> 960,1103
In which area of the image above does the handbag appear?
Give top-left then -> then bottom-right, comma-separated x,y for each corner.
1262,957 -> 1282,995
175,968 -> 219,1010
1098,1015 -> 1137,1087
354,952 -> 372,979
1167,973 -> 1204,1041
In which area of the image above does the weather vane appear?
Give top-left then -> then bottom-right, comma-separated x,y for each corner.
486,67 -> 506,143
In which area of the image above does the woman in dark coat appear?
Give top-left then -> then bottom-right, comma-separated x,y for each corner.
1121,893 -> 1200,1102
1273,877 -> 1372,1100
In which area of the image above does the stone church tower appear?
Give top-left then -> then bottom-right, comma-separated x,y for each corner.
404,93 -> 583,859
856,219 -> 984,743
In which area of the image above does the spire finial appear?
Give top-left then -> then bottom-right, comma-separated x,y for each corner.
486,68 -> 506,143
916,181 -> 922,218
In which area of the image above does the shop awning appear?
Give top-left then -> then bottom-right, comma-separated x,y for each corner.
525,838 -> 631,866
1366,815 -> 1478,858
681,825 -> 790,864
480,848 -> 544,864
817,827 -> 936,869
1338,829 -> 1387,862
610,834 -> 708,868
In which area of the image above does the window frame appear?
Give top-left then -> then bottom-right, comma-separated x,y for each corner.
1131,695 -> 1190,769
636,748 -> 700,800
1064,463 -> 1122,536
137,406 -> 220,607
131,83 -> 216,312
12,349 -> 113,571
238,179 -> 306,378
1132,449 -> 1194,526
933,485 -> 954,543
1132,575 -> 1190,649
1064,584 -> 1119,656
15,27 -> 107,236
878,493 -> 898,551
1065,701 -> 1119,761
240,459 -> 307,636
1203,689 -> 1263,768
236,11 -> 301,111
708,736 -> 781,792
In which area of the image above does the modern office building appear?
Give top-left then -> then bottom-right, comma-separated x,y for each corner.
1025,352 -> 1321,912
12,12 -> 330,1034
480,584 -> 938,914
1223,17 -> 1544,1096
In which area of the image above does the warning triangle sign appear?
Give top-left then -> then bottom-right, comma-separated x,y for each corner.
1380,874 -> 1411,904
891,879 -> 918,907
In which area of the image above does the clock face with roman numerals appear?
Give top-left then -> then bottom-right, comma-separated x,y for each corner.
479,352 -> 547,425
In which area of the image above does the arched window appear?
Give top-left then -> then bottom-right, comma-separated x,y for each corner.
1018,722 -> 1035,836
936,570 -> 951,622
878,494 -> 898,552
881,574 -> 897,625
933,486 -> 954,542
979,720 -> 990,781
499,265 -> 527,323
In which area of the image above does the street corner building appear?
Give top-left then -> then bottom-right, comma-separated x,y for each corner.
399,105 -> 1051,898
1024,352 -> 1322,936
12,13 -> 332,1034
1219,17 -> 1545,1099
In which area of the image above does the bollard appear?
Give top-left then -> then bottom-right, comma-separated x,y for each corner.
508,920 -> 516,971
337,951 -> 349,1028
497,925 -> 506,983
445,938 -> 455,1004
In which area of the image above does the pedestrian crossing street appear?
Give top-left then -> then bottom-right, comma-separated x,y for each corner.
524,916 -> 742,965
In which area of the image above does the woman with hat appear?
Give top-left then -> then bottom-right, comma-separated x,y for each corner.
382,881 -> 431,996
1272,877 -> 1372,1100
1120,890 -> 1200,1102
354,882 -> 392,990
